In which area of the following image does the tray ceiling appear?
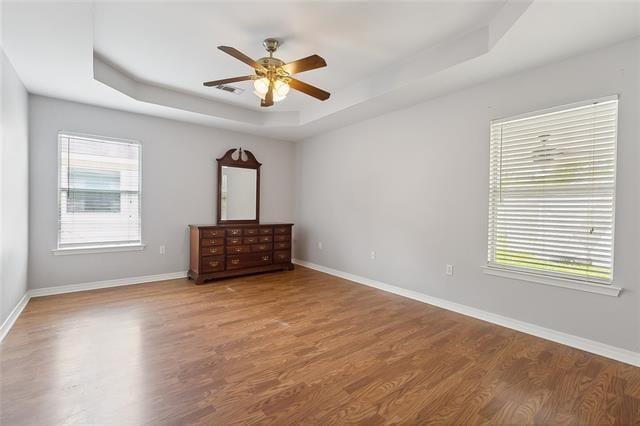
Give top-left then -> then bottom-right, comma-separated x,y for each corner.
2,0 -> 639,140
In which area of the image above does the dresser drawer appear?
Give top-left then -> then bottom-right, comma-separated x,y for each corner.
274,241 -> 291,250
202,245 -> 225,256
227,228 -> 243,237
274,250 -> 291,263
227,245 -> 251,254
251,243 -> 272,253
227,253 -> 272,270
274,226 -> 291,235
201,255 -> 225,273
244,228 -> 259,236
202,229 -> 225,238
202,238 -> 224,247
258,235 -> 273,243
259,227 -> 273,235
243,236 -> 258,244
274,234 -> 290,242
226,237 -> 243,246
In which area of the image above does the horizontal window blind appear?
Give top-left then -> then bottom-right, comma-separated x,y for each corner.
488,98 -> 618,284
58,133 -> 141,249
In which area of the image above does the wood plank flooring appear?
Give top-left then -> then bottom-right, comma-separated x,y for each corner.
1,266 -> 639,424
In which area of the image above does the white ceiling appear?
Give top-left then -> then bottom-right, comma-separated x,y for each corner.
93,1 -> 506,111
2,0 -> 639,141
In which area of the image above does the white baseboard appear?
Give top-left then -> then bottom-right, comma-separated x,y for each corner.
0,271 -> 187,344
293,259 -> 640,367
29,271 -> 188,297
0,292 -> 31,343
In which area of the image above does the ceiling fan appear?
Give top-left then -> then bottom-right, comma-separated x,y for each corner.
203,38 -> 330,108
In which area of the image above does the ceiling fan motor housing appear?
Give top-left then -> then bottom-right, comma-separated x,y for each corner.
258,39 -> 289,80
257,57 -> 285,69
257,58 -> 290,86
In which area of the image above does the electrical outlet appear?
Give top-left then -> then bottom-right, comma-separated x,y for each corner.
318,241 -> 323,250
446,264 -> 453,276
159,245 -> 166,255
370,251 -> 376,260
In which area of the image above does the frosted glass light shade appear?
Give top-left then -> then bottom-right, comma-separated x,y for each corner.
274,80 -> 290,97
253,78 -> 269,96
253,79 -> 290,103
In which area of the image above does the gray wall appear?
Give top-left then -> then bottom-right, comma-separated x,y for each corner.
1,49 -> 29,325
294,38 -> 640,352
29,95 -> 295,289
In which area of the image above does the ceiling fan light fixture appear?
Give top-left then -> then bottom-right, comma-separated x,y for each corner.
253,77 -> 270,96
275,79 -> 290,98
253,79 -> 290,102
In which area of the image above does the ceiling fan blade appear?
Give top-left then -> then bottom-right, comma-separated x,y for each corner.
218,46 -> 266,71
262,83 -> 274,107
288,78 -> 330,101
203,75 -> 254,87
281,54 -> 327,75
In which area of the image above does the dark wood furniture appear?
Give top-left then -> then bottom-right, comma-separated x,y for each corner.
189,149 -> 293,283
188,223 -> 293,284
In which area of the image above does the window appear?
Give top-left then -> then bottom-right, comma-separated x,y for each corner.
66,170 -> 121,213
487,96 -> 618,286
58,133 -> 141,250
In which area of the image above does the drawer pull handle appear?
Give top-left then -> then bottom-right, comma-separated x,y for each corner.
231,259 -> 240,265
262,256 -> 269,261
209,262 -> 219,267
235,248 -> 242,252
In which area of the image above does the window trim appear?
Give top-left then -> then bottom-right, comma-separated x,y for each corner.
56,131 -> 143,252
481,266 -> 621,297
485,95 -> 619,292
52,244 -> 146,256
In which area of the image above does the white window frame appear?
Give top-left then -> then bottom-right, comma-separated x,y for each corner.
483,96 -> 621,297
53,131 -> 145,255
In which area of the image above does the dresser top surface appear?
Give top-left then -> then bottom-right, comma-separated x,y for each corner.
190,223 -> 293,228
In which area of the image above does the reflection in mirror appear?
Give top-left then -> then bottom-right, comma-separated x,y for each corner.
220,166 -> 257,221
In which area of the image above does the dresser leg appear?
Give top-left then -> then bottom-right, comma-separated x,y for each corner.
194,276 -> 206,285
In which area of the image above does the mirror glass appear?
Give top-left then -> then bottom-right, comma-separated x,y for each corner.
220,166 -> 257,221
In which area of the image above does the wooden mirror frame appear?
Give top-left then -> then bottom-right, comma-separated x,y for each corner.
216,148 -> 261,224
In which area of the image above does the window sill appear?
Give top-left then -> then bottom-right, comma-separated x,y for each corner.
52,244 -> 146,256
481,266 -> 621,297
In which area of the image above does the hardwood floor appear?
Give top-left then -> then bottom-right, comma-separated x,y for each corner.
1,266 -> 639,424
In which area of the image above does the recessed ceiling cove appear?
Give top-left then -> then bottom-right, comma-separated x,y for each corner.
91,0 -> 515,127
4,1 -> 639,140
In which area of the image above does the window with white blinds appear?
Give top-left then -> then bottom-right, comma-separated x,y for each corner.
58,133 -> 142,249
487,97 -> 618,285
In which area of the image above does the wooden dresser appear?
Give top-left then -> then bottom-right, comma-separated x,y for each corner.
188,223 -> 293,284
